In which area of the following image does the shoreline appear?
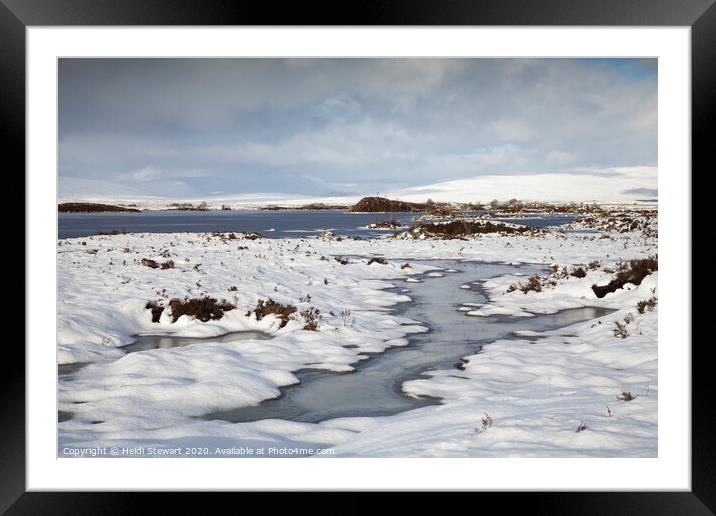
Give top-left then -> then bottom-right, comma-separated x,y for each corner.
58,199 -> 658,214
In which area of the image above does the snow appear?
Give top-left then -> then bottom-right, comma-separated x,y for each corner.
58,212 -> 657,457
385,166 -> 657,204
465,271 -> 657,318
394,288 -> 657,457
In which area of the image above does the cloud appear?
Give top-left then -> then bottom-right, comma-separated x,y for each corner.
59,58 -> 657,200
622,187 -> 658,197
489,119 -> 535,142
546,151 -> 576,164
132,166 -> 162,181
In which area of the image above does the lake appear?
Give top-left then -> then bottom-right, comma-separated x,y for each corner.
58,210 -> 575,239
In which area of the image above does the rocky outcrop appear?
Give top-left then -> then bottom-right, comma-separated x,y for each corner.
58,202 -> 140,213
350,196 -> 425,212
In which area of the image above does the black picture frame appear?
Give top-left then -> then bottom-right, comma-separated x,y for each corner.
6,0 -> 712,512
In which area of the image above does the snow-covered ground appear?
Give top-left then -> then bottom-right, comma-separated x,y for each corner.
58,212 -> 658,457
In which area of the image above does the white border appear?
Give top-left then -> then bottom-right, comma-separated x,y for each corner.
27,27 -> 691,491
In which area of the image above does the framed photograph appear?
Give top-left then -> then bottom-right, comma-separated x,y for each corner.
7,0 -> 712,511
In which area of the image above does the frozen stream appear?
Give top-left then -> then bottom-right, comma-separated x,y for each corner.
58,260 -> 613,426
203,260 -> 614,424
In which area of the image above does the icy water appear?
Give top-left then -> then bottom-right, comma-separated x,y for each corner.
203,261 -> 613,424
58,330 -> 271,379
58,210 -> 574,239
120,330 -> 272,353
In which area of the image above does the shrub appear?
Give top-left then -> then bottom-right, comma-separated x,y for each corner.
414,220 -> 535,238
301,307 -> 320,331
211,232 -> 237,240
480,413 -> 493,431
570,267 -> 587,278
592,255 -> 657,298
141,258 -> 159,269
617,390 -> 636,401
506,275 -> 544,294
637,296 -> 657,313
249,298 -> 297,328
576,421 -> 588,433
519,275 -> 542,294
613,320 -> 629,339
58,202 -> 139,213
350,196 -> 420,213
145,301 -> 164,323
160,260 -> 175,270
168,297 -> 235,323
367,257 -> 388,265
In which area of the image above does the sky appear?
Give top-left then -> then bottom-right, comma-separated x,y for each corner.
58,58 -> 657,200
